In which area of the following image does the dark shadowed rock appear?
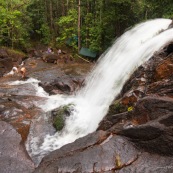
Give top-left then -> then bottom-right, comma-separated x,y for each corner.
40,76 -> 85,95
43,54 -> 59,63
117,96 -> 173,156
0,121 -> 34,173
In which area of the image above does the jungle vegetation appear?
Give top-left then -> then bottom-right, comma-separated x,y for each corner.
0,0 -> 172,53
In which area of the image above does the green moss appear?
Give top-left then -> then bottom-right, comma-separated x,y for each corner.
52,103 -> 74,131
53,114 -> 64,131
108,100 -> 127,115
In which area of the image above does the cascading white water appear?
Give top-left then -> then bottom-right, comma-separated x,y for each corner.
29,19 -> 173,159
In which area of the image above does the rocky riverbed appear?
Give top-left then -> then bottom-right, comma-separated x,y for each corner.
1,41 -> 173,173
0,47 -> 93,172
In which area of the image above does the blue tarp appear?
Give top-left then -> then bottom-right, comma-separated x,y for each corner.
79,47 -> 97,58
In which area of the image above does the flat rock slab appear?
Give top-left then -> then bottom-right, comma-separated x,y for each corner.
34,130 -> 173,173
0,121 -> 34,173
34,131 -> 139,173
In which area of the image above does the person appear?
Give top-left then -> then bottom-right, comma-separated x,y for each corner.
57,49 -> 62,55
20,67 -> 26,78
3,66 -> 18,77
12,67 -> 18,74
47,47 -> 54,54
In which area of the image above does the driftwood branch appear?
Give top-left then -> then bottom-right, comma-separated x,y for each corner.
76,54 -> 90,63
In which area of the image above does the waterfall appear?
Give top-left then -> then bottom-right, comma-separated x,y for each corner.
29,19 -> 173,160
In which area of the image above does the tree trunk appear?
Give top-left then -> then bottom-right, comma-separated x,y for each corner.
78,0 -> 81,53
50,0 -> 53,30
86,0 -> 90,47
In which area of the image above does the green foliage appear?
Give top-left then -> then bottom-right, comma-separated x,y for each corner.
56,9 -> 78,49
7,48 -> 26,57
0,0 -> 173,52
108,101 -> 127,115
0,0 -> 31,48
39,24 -> 51,44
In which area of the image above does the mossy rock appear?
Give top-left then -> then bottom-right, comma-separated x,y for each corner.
53,114 -> 64,131
52,104 -> 74,131
107,100 -> 128,116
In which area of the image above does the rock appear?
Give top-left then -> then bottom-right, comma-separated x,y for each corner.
117,96 -> 173,156
154,54 -> 173,81
0,47 -> 27,77
34,130 -> 173,173
0,48 -> 13,76
0,121 -> 34,173
118,42 -> 173,107
40,76 -> 85,95
117,152 -> 173,173
146,79 -> 173,97
43,54 -> 59,63
25,113 -> 56,166
51,104 -> 74,131
0,95 -> 46,142
34,131 -> 140,173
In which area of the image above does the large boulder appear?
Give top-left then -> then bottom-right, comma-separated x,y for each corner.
34,130 -> 173,173
34,131 -> 139,173
0,121 -> 34,173
39,76 -> 85,95
117,96 -> 173,155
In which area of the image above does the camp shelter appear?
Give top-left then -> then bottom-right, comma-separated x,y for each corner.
79,47 -> 97,59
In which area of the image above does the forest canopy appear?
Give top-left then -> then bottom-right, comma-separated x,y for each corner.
0,0 -> 173,53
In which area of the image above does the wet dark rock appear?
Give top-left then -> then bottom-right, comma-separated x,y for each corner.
97,112 -> 129,131
117,152 -> 173,173
0,83 -> 41,96
26,113 -> 57,165
0,48 -> 93,172
34,130 -> 173,173
119,42 -> 173,106
0,94 -> 46,143
40,76 -> 85,95
146,79 -> 173,97
43,54 -> 59,63
117,96 -> 173,156
34,131 -> 140,173
93,42 -> 173,172
0,121 -> 34,173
